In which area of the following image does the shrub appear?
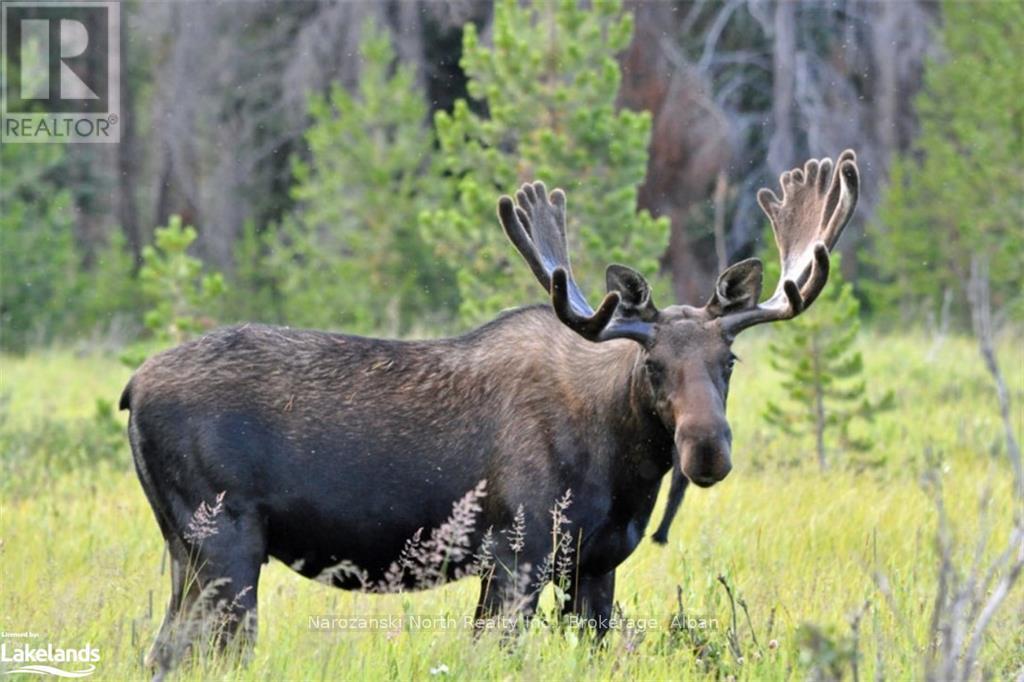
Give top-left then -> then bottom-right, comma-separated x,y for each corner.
139,216 -> 226,345
0,144 -> 78,351
0,394 -> 126,498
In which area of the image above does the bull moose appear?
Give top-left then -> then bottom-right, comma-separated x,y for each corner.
122,151 -> 859,674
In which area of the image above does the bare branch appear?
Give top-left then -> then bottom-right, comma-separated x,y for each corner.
967,255 -> 1023,498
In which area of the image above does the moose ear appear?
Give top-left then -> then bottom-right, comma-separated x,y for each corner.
606,264 -> 658,321
706,258 -> 763,317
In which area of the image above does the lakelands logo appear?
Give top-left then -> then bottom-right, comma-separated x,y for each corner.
1,1 -> 120,143
1,642 -> 99,678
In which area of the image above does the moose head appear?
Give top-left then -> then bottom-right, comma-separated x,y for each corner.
498,150 -> 860,487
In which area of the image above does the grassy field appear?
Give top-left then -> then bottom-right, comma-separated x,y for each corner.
1,332 -> 1022,680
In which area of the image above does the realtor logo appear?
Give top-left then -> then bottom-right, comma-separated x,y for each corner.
2,1 -> 120,142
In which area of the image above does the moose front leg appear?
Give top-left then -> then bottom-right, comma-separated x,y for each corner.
651,468 -> 689,544
473,561 -> 542,635
562,570 -> 616,634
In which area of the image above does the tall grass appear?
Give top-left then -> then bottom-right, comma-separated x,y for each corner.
1,331 -> 1021,679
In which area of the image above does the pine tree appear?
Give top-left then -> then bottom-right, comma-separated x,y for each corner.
268,20 -> 452,334
870,0 -> 1023,325
138,216 -> 225,346
763,257 -> 893,471
420,0 -> 669,323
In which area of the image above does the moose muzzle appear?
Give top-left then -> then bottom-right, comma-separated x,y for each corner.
676,427 -> 733,488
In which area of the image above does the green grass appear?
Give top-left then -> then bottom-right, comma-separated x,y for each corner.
1,332 -> 1022,680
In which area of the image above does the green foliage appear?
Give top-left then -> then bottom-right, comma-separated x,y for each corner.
266,21 -> 453,334
0,391 -> 125,499
421,0 -> 669,323
77,230 -> 141,335
0,144 -> 77,351
138,216 -> 225,345
228,219 -> 284,324
870,0 -> 1024,324
0,102 -> 137,349
253,3 -> 667,332
763,257 -> 893,470
0,0 -> 673,347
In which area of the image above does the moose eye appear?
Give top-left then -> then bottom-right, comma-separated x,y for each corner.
726,354 -> 739,374
645,360 -> 665,388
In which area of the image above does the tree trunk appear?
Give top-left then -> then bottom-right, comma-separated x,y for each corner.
619,1 -> 730,305
116,16 -> 142,269
812,335 -> 827,472
967,256 -> 1022,497
767,0 -> 796,176
872,1 -> 899,160
712,171 -> 729,273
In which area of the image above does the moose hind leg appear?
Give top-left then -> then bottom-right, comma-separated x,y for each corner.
189,513 -> 265,662
151,507 -> 265,675
147,543 -> 200,680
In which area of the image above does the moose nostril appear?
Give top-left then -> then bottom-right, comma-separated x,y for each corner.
678,438 -> 732,488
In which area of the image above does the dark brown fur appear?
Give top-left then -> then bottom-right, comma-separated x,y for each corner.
123,307 -> 678,675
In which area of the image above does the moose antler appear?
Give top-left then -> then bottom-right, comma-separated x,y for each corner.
719,150 -> 860,333
497,182 -> 656,344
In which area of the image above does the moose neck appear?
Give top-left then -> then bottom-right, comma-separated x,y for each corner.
558,335 -> 674,481
462,305 -> 674,480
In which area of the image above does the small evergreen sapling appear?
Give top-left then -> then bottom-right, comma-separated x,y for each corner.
762,256 -> 893,470
138,216 -> 225,346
